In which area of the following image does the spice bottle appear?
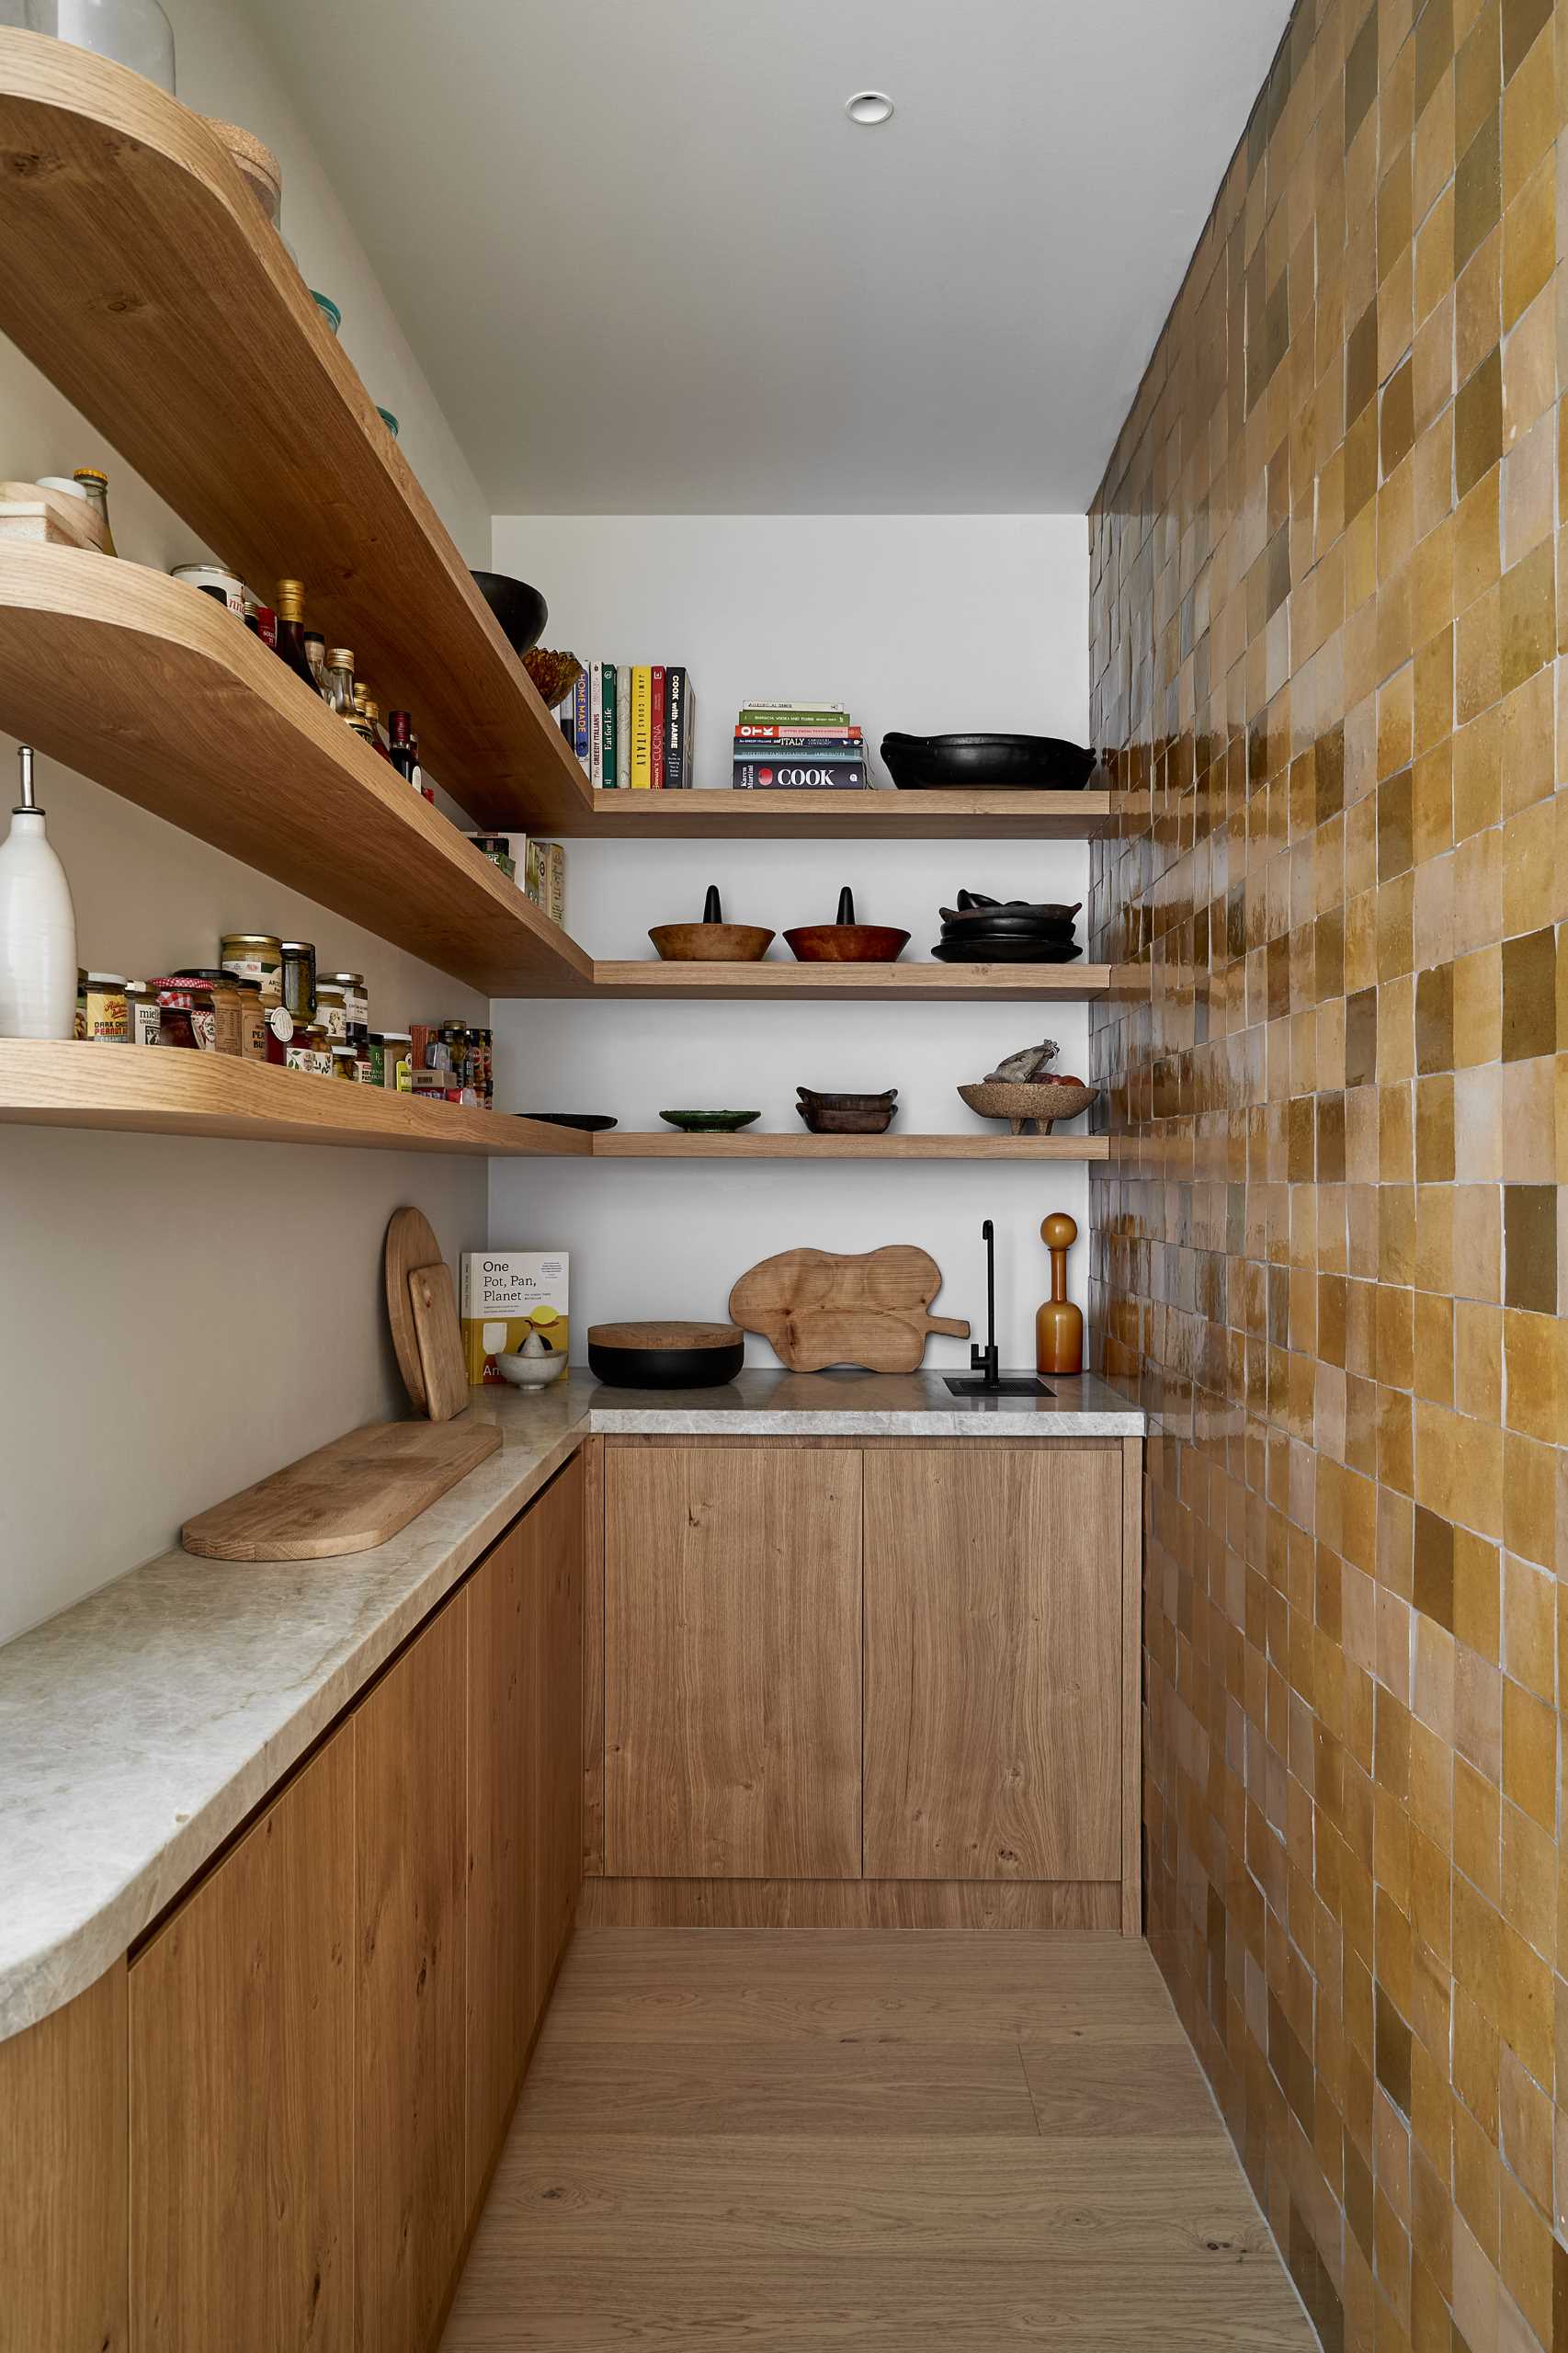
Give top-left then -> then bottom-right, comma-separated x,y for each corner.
72,468 -> 116,558
0,746 -> 77,1039
324,648 -> 357,719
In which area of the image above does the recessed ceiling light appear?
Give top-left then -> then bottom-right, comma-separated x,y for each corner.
845,90 -> 894,127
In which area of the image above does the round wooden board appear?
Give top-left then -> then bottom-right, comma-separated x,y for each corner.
587,1321 -> 742,1350
385,1205 -> 442,1412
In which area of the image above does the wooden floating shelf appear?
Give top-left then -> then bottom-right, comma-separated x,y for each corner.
590,1132 -> 1108,1159
0,549 -> 592,998
0,1043 -> 589,1157
572,788 -> 1114,839
587,962 -> 1109,1001
0,31 -> 591,834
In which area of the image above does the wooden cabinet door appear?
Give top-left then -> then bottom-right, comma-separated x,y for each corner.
864,1446 -> 1122,1881
466,1456 -> 583,2205
3,1964 -> 128,2353
353,1593 -> 467,2353
130,1729 -> 354,2352
606,1445 -> 861,1878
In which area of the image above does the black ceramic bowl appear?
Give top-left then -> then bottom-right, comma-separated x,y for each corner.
881,733 -> 1096,790
472,570 -> 549,656
587,1336 -> 745,1389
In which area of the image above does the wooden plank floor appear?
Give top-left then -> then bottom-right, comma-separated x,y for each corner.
441,1930 -> 1316,2350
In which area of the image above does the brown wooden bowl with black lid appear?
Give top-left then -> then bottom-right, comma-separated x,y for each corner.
587,1321 -> 745,1389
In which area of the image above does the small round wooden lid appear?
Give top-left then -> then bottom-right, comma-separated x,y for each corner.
588,1322 -> 742,1350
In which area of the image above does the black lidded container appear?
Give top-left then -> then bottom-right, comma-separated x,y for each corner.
587,1321 -> 744,1389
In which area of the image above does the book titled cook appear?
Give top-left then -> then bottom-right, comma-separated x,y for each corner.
460,1250 -> 570,1384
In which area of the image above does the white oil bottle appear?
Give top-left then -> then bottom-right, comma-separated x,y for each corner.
0,745 -> 77,1038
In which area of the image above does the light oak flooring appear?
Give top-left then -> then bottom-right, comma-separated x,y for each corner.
441,1928 -> 1316,2350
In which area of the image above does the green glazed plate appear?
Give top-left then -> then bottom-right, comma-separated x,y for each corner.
659,1109 -> 762,1132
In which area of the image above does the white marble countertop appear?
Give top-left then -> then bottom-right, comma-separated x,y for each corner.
0,1367 -> 1142,2040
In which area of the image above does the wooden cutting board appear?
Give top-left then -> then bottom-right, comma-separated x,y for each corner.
728,1245 -> 970,1373
385,1205 -> 442,1412
408,1263 -> 470,1423
181,1417 -> 501,1561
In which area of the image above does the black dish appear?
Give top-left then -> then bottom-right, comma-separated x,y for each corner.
518,1112 -> 619,1131
472,569 -> 549,656
941,896 -> 1082,926
938,915 -> 1078,940
930,939 -> 1084,963
587,1337 -> 744,1389
881,733 -> 1096,790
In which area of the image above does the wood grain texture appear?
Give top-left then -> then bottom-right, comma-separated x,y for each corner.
0,40 -> 592,833
591,960 -> 1110,1000
727,1245 -> 968,1373
0,550 -> 592,995
1120,1437 -> 1144,1936
0,1042 -> 591,1156
595,1130 -> 1108,1158
863,1447 -> 1122,1881
525,1462 -> 585,2014
576,786 -> 1116,839
581,1438 -> 606,1877
179,1417 -> 499,1560
464,1518 -> 529,2206
578,1879 -> 1119,1929
605,1448 -> 861,1878
354,1594 -> 468,2353
383,1208 -> 440,1413
408,1267 -> 470,1425
440,1928 -> 1314,2353
0,1960 -> 127,2353
130,1731 -> 354,2353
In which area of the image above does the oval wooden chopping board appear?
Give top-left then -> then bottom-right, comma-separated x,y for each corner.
728,1245 -> 970,1373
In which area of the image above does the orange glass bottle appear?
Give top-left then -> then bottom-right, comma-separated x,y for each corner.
1035,1211 -> 1084,1375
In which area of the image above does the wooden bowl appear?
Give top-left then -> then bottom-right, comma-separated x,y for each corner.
796,1102 -> 897,1134
783,923 -> 911,962
649,922 -> 775,962
958,1079 -> 1096,1135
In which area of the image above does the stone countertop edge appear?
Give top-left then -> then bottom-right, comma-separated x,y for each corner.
0,1367 -> 1144,2042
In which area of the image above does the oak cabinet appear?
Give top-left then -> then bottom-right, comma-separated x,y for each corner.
130,1725 -> 355,2353
862,1446 -> 1122,1880
466,1454 -> 583,2201
0,1962 -> 128,2353
605,1445 -> 862,1878
353,1590 -> 468,2353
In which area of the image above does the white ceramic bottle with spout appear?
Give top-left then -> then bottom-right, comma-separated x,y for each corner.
0,745 -> 77,1039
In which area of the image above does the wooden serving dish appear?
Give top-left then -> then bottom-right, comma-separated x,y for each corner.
650,883 -> 774,962
784,886 -> 909,963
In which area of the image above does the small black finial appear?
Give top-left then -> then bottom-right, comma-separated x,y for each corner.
835,886 -> 856,926
702,884 -> 723,923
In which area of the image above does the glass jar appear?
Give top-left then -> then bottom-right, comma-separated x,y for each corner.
323,649 -> 357,719
263,1004 -> 294,1065
330,1045 -> 359,1082
84,972 -> 127,1042
149,980 -> 216,1051
381,1031 -> 413,1092
327,971 -> 368,1045
3,0 -> 176,90
313,981 -> 348,1043
233,976 -> 267,1061
124,980 -> 160,1046
172,968 -> 242,1056
220,932 -> 283,1008
279,940 -> 316,1022
72,467 -> 117,558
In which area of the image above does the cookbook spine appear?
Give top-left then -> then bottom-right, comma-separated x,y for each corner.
650,665 -> 666,788
665,665 -> 687,790
732,759 -> 868,790
600,662 -> 618,787
587,661 -> 603,787
616,665 -> 631,787
630,667 -> 653,787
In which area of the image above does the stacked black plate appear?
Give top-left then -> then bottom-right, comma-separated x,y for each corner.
931,892 -> 1083,963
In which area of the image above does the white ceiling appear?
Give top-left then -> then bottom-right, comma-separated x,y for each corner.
259,0 -> 1292,515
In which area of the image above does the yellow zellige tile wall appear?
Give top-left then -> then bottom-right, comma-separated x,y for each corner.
1088,0 -> 1565,2346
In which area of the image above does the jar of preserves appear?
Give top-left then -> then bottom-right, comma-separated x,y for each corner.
381,1031 -> 413,1092
173,968 -> 242,1056
124,980 -> 160,1046
330,1045 -> 359,1081
313,981 -> 348,1043
149,979 -> 217,1051
233,976 -> 267,1061
263,1004 -> 294,1065
438,1020 -> 471,1088
220,932 -> 283,1006
327,970 -> 368,1045
84,972 -> 128,1042
279,940 -> 316,1022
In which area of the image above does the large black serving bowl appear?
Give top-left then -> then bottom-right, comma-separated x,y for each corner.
472,570 -> 549,656
881,732 -> 1096,790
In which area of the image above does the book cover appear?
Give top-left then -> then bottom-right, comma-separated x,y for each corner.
460,1249 -> 569,1385
731,737 -> 864,761
588,660 -> 603,787
616,666 -> 631,788
650,665 -> 666,788
733,758 -> 868,790
600,662 -> 618,787
630,667 -> 653,787
665,665 -> 688,791
734,723 -> 863,742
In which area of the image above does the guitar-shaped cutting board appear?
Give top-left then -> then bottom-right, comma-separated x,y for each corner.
728,1245 -> 970,1373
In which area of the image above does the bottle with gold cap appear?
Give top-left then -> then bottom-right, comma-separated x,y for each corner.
323,647 -> 357,719
274,579 -> 317,689
72,468 -> 116,557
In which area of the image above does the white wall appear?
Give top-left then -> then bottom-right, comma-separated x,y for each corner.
488,514 -> 1091,1371
0,0 -> 494,1642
